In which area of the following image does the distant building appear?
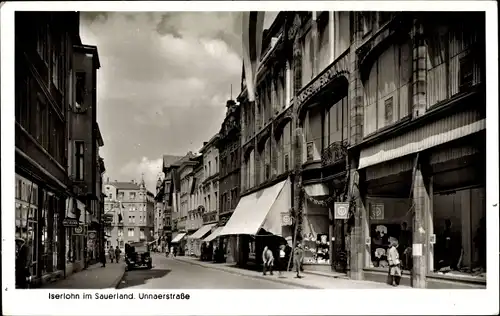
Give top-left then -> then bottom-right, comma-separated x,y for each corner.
103,178 -> 155,250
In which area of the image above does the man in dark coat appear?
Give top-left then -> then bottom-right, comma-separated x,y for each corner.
293,242 -> 304,278
15,238 -> 31,289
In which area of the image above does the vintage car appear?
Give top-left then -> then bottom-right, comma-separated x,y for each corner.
125,241 -> 152,270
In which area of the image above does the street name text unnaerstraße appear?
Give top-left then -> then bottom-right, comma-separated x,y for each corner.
48,292 -> 191,300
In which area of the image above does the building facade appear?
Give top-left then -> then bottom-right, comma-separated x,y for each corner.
14,11 -> 106,288
200,135 -> 220,226
103,179 -> 155,251
216,100 -> 242,263
217,11 -> 486,289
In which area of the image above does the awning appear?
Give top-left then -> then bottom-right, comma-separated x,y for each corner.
171,232 -> 187,243
358,112 -> 485,169
188,224 -> 216,240
219,178 -> 291,237
304,183 -> 329,197
203,227 -> 224,242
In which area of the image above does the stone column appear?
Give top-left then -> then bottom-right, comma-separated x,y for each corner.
412,18 -> 427,118
311,11 -> 318,76
349,12 -> 364,145
412,160 -> 431,288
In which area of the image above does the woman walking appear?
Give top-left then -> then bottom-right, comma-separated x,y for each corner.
108,246 -> 115,263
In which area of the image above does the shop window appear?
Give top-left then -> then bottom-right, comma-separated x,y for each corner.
302,200 -> 330,265
431,187 -> 486,279
365,197 -> 413,271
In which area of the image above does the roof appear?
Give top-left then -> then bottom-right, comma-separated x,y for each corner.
199,134 -> 220,153
163,155 -> 184,169
107,182 -> 141,190
74,44 -> 101,69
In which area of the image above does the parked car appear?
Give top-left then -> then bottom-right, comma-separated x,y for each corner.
125,242 -> 152,270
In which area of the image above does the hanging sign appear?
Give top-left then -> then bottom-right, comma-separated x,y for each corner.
73,225 -> 85,235
370,203 -> 385,220
334,202 -> 349,220
63,218 -> 79,227
88,230 -> 97,240
281,212 -> 293,226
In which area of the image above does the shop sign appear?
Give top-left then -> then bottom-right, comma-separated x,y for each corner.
63,218 -> 79,227
73,225 -> 85,235
334,202 -> 349,220
88,230 -> 97,240
281,212 -> 293,226
370,203 -> 385,220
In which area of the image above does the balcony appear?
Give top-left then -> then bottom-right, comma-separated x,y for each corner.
321,140 -> 348,167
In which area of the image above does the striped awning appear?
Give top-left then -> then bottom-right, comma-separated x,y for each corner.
171,233 -> 187,243
188,224 -> 216,240
359,110 -> 485,169
204,227 -> 224,242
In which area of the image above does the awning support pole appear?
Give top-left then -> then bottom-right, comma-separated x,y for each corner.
287,211 -> 299,272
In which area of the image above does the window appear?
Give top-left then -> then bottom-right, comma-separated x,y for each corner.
75,72 -> 86,108
128,228 -> 134,237
317,12 -> 330,71
361,12 -> 373,36
425,19 -> 483,108
207,195 -> 211,211
284,153 -> 290,171
109,193 -> 113,200
208,161 -> 212,176
118,192 -> 124,200
51,35 -> 64,90
214,156 -> 218,172
301,28 -> 314,87
129,192 -> 136,200
214,192 -> 218,210
363,40 -> 412,136
36,22 -> 49,64
118,228 -> 124,237
324,96 -> 349,149
75,141 -> 84,181
140,229 -> 145,240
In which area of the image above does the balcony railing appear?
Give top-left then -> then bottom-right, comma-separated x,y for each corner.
321,140 -> 348,167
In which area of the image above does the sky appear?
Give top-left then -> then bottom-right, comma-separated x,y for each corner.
80,12 -> 278,192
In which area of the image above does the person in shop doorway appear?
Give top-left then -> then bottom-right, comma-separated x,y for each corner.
15,236 -> 31,289
293,242 -> 304,278
387,237 -> 402,286
114,246 -> 121,263
108,246 -> 115,263
262,246 -> 274,276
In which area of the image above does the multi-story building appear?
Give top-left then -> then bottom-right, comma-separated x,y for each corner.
68,43 -> 104,268
156,155 -> 183,250
14,11 -> 106,287
169,152 -> 198,254
103,178 -> 155,251
200,135 -> 220,226
15,11 -> 78,286
215,100 -> 242,263
346,11 -> 486,289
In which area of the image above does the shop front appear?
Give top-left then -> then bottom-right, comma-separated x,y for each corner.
219,178 -> 293,267
353,112 -> 486,288
188,223 -> 216,258
64,198 -> 87,276
171,232 -> 187,255
15,173 -> 67,287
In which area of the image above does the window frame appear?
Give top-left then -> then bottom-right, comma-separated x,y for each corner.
75,141 -> 85,181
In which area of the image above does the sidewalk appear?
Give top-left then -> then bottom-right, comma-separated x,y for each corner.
174,256 -> 410,289
41,262 -> 126,289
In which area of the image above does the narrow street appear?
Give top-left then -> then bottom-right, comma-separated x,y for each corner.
117,254 -> 300,289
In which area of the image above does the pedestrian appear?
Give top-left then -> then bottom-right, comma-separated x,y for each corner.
173,246 -> 177,257
277,244 -> 286,277
293,242 -> 304,278
114,246 -> 121,263
262,246 -> 274,276
15,237 -> 31,289
388,237 -> 402,286
108,246 -> 115,263
100,247 -> 106,267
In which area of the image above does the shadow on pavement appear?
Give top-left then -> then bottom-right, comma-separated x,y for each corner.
117,269 -> 171,289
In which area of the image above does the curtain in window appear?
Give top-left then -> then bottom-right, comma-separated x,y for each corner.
301,29 -> 314,87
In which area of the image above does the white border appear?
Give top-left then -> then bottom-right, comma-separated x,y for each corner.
1,1 -> 498,315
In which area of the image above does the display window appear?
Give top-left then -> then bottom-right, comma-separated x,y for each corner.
15,175 -> 39,277
431,186 -> 486,279
302,200 -> 330,265
365,197 -> 412,271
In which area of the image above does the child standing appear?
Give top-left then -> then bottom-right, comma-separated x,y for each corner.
388,237 -> 402,286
